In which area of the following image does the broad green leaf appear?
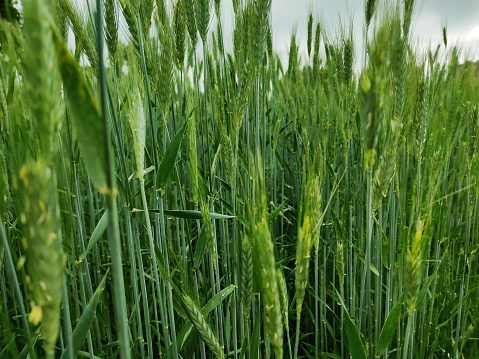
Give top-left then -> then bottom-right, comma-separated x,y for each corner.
336,288 -> 366,359
60,271 -> 108,359
330,208 -> 345,238
162,209 -> 234,220
343,313 -> 366,359
238,334 -> 248,359
320,353 -> 341,359
77,352 -> 102,359
375,293 -> 404,357
78,210 -> 109,262
175,322 -> 195,353
5,70 -> 15,105
237,149 -> 248,172
267,200 -> 289,223
193,226 -> 209,269
218,197 -> 250,228
202,285 -> 235,315
348,239 -> 380,276
53,31 -> 107,191
274,149 -> 294,174
216,177 -> 232,192
250,302 -> 261,359
156,119 -> 188,189
416,247 -> 448,309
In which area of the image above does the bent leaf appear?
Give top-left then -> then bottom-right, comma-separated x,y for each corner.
162,209 -> 234,220
156,119 -> 188,189
335,288 -> 366,359
202,285 -> 236,315
53,31 -> 108,191
79,210 -> 109,262
193,226 -> 209,269
375,293 -> 404,356
60,271 -> 108,359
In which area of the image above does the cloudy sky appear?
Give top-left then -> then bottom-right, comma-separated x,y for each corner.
220,0 -> 479,66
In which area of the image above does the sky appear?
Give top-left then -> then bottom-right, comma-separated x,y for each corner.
219,0 -> 479,67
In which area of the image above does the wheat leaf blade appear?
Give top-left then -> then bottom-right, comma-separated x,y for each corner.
60,271 -> 108,359
156,119 -> 189,189
375,293 -> 404,356
53,31 -> 107,191
78,210 -> 109,262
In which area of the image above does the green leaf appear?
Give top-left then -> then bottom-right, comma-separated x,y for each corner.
218,197 -> 250,229
274,149 -> 294,174
237,148 -> 248,172
216,177 -> 232,192
193,226 -> 209,269
53,31 -> 108,191
238,334 -> 248,359
162,209 -> 234,220
348,239 -> 380,276
79,211 -> 109,262
375,293 -> 404,357
321,353 -> 341,359
335,288 -> 366,359
156,119 -> 188,189
175,322 -> 195,353
77,352 -> 102,359
267,200 -> 289,223
202,285 -> 235,315
416,247 -> 448,309
6,70 -> 15,105
60,271 -> 108,359
330,208 -> 345,238
250,302 -> 261,359
343,313 -> 366,359
132,179 -> 154,198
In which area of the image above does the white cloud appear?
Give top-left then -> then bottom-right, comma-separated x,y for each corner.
467,26 -> 479,41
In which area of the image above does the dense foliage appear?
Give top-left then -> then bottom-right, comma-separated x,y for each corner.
0,0 -> 478,358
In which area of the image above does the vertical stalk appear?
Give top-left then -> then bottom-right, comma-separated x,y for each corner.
95,2 -> 130,357
314,252 -> 319,359
140,181 -> 177,358
365,169 -> 373,358
454,168 -> 470,358
203,40 -> 211,189
403,311 -> 415,359
61,276 -> 74,359
0,219 -> 37,359
132,215 -> 154,359
375,204 -> 383,345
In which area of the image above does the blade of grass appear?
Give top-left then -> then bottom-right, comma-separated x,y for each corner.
60,271 -> 109,359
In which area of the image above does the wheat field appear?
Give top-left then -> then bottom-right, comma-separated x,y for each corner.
0,0 -> 478,358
